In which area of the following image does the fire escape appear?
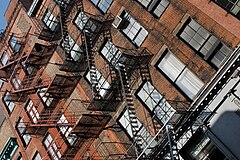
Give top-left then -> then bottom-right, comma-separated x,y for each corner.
0,0 -> 161,159
4,0 -> 239,159
56,0 -> 155,158
23,0 -> 115,159
133,46 -> 240,160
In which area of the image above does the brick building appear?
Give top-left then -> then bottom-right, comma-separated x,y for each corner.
0,0 -> 239,159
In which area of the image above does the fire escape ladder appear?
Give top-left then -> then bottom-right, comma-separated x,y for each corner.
139,63 -> 151,82
59,3 -> 71,60
152,116 -> 162,141
83,31 -> 100,99
166,125 -> 180,160
101,14 -> 114,41
117,64 -> 143,153
76,0 -> 84,10
109,67 -> 122,100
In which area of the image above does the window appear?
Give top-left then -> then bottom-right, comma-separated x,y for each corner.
119,108 -> 141,137
11,74 -> 22,90
26,100 -> 40,123
180,130 -> 227,160
27,0 -> 43,17
1,52 -> 9,66
213,0 -> 240,19
100,40 -> 122,66
90,0 -> 113,13
136,81 -> 175,124
137,124 -> 157,151
16,153 -> 22,160
38,88 -> 54,107
21,61 -> 34,75
118,108 -> 157,151
0,79 -> 3,89
16,118 -> 31,146
62,35 -> 83,61
43,133 -> 62,160
179,19 -> 232,68
73,10 -> 97,32
136,0 -> 169,18
119,11 -> 148,47
157,50 -> 204,99
32,152 -> 42,160
86,69 -> 111,97
9,35 -> 21,53
42,9 -> 58,31
3,91 -> 15,113
57,114 -> 77,145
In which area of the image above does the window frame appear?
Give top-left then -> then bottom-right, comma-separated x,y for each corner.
212,0 -> 240,19
99,39 -> 122,67
16,153 -> 22,160
0,79 -> 3,89
117,108 -> 142,138
0,52 -> 9,66
27,0 -> 43,17
156,49 -> 204,100
43,133 -> 62,160
180,129 -> 228,159
89,0 -> 114,14
57,114 -> 77,146
178,18 -> 232,68
11,74 -> 22,90
16,118 -> 31,147
85,69 -> 111,97
3,91 -> 15,114
117,107 -> 158,150
61,34 -> 83,61
73,10 -> 98,33
32,151 -> 43,160
42,9 -> 58,31
119,10 -> 148,47
38,88 -> 54,107
135,81 -> 176,125
9,35 -> 21,53
25,99 -> 40,123
136,0 -> 170,18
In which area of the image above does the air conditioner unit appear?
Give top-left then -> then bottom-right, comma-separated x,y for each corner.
112,15 -> 123,29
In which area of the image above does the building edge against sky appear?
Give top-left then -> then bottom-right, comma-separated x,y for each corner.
0,0 -> 239,159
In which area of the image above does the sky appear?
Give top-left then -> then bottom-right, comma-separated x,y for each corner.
0,0 -> 10,31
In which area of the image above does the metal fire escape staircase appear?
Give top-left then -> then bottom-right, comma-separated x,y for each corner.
59,2 -> 71,60
29,1 -> 112,158
80,11 -> 115,100
139,44 -> 240,160
21,0 -> 80,131
10,44 -> 56,94
117,64 -> 143,154
139,61 -> 162,140
58,1 -> 87,73
83,31 -> 101,99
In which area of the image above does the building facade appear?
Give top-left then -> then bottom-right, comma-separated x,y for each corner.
0,0 -> 239,159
